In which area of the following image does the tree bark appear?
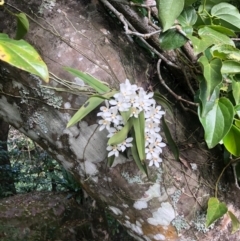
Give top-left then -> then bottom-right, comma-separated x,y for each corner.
0,1 -> 239,240
0,117 -> 16,196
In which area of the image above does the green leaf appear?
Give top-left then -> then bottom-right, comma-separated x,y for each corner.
198,27 -> 235,47
107,155 -> 115,167
211,3 -> 240,31
132,111 -> 146,161
223,125 -> 240,157
159,29 -> 187,50
235,105 -> 240,118
235,119 -> 240,129
67,96 -> 104,127
198,56 -> 222,97
206,197 -> 228,227
232,80 -> 240,105
108,118 -> 133,146
131,134 -> 148,176
199,97 -> 234,148
120,110 -> 131,124
156,0 -> 184,32
184,0 -> 198,7
207,26 -> 236,37
154,92 -> 173,119
228,211 -> 240,234
161,116 -> 179,161
15,13 -> 29,40
222,61 -> 240,74
178,6 -> 197,27
0,33 -> 49,82
64,67 -> 110,94
211,45 -> 240,61
199,79 -> 220,117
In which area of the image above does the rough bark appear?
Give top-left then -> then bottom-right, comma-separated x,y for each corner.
0,191 -> 109,241
0,1 -> 240,241
0,117 -> 16,196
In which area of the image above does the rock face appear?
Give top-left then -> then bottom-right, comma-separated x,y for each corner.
0,1 -> 240,240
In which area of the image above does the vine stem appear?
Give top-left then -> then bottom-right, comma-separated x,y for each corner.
215,157 -> 240,198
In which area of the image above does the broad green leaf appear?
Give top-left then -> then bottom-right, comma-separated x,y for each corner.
184,0 -> 198,7
187,35 -> 213,55
0,33 -> 49,82
232,80 -> 240,105
223,125 -> 240,157
235,119 -> 240,129
222,61 -> 240,74
67,96 -> 104,127
199,98 -> 234,148
131,134 -> 148,176
199,79 -> 220,117
228,211 -> 240,234
211,3 -> 240,31
207,25 -> 236,37
156,0 -> 184,32
211,45 -> 240,61
198,56 -> 222,97
187,26 -> 234,55
235,105 -> 240,118
178,7 -> 197,28
108,118 -> 133,146
65,67 -> 110,94
154,92 -> 173,119
198,27 -> 235,47
161,116 -> 179,161
132,111 -> 146,161
159,29 -> 187,50
206,197 -> 228,227
15,13 -> 29,40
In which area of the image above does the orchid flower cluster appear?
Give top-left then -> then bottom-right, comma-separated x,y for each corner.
97,79 -> 166,167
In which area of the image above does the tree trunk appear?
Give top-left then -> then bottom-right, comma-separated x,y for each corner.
0,1 -> 239,240
0,118 -> 16,196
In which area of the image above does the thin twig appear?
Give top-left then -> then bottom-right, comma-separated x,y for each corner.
157,59 -> 198,106
99,0 -> 180,69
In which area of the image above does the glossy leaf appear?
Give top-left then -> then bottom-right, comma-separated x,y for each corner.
198,27 -> 234,47
206,197 -> 228,227
0,33 -> 49,82
207,26 -> 236,37
184,0 -> 198,7
15,13 -> 29,40
161,116 -> 179,161
156,0 -> 184,32
178,6 -> 197,27
67,96 -> 104,127
232,80 -> 240,105
65,67 -> 110,94
199,98 -> 234,148
223,125 -> 240,157
228,211 -> 240,234
199,79 -> 220,117
211,3 -> 240,31
108,118 -> 133,146
131,134 -> 148,176
211,45 -> 240,61
132,111 -> 146,161
159,29 -> 187,50
198,56 -> 222,97
222,61 -> 240,74
235,119 -> 240,129
154,92 -> 173,119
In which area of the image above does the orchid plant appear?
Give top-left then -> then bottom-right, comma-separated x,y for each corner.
65,67 -> 167,174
